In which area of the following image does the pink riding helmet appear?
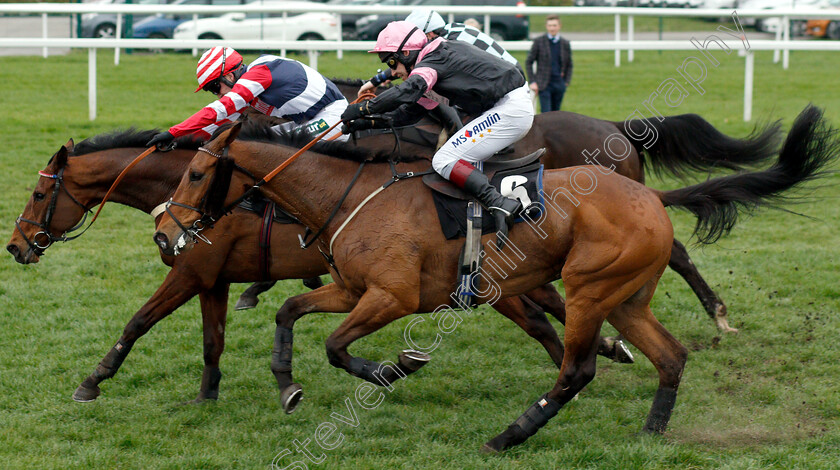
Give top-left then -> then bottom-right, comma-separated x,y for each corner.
369,21 -> 428,53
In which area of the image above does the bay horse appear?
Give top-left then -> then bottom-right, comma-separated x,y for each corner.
5,126 -> 624,404
152,105 -> 836,451
238,77 -> 784,333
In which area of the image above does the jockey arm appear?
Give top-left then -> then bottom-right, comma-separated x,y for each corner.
168,65 -> 272,139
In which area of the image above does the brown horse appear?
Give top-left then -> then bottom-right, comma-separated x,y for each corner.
5,127 -> 621,404
152,105 -> 836,451
240,77 -> 784,333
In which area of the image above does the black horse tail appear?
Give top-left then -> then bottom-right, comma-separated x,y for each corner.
613,113 -> 782,179
658,105 -> 838,244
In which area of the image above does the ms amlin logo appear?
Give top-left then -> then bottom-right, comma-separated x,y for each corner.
451,112 -> 501,148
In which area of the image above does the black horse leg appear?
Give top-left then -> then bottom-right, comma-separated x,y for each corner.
523,284 -> 634,363
271,283 -> 360,413
235,277 -> 323,311
492,296 -> 565,369
73,267 -> 202,402
669,238 -> 737,332
191,280 -> 230,403
234,281 -> 276,311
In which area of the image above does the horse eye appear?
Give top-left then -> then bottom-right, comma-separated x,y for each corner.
33,192 -> 45,201
189,171 -> 203,182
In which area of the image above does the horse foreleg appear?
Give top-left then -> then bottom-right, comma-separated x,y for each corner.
73,268 -> 201,402
234,281 -> 276,311
191,280 -> 230,403
523,285 -> 633,364
271,283 -> 358,413
324,287 -> 427,391
492,296 -> 565,369
669,238 -> 736,333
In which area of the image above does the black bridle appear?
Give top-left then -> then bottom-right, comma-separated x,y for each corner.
14,167 -> 93,256
163,146 -> 260,248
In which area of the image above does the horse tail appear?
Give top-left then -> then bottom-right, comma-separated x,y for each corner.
657,105 -> 838,244
613,114 -> 782,179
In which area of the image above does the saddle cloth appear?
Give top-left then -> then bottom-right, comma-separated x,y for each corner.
431,164 -> 544,240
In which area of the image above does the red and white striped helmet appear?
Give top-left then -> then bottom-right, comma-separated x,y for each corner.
194,46 -> 243,93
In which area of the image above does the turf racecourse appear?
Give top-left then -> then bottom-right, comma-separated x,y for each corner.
1,44 -> 839,469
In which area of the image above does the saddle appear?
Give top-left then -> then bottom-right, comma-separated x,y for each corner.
422,148 -> 546,200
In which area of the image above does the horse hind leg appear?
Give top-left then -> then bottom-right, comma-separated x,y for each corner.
492,296 -> 565,369
669,238 -> 737,333
524,284 -> 634,364
482,295 -> 606,453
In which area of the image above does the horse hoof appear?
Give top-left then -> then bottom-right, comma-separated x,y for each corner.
613,340 -> 635,364
281,383 -> 303,414
479,443 -> 499,454
72,383 -> 101,403
399,349 -> 431,372
234,295 -> 258,311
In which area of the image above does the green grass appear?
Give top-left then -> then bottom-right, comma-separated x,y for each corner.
1,46 -> 840,469
530,14 -> 722,33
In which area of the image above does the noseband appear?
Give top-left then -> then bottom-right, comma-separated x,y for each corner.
15,167 -> 92,256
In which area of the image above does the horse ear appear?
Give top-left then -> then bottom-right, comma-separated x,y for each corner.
224,121 -> 242,146
64,138 -> 75,152
48,145 -> 69,169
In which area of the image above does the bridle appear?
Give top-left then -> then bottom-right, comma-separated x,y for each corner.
14,167 -> 92,256
161,146 -> 233,247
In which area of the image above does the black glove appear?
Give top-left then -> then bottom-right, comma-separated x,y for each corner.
341,119 -> 377,135
341,101 -> 372,122
146,131 -> 174,149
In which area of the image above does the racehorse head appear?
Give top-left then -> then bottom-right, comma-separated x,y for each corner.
153,123 -> 242,256
7,140 -> 93,264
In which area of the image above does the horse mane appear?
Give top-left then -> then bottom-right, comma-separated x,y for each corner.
329,77 -> 366,87
212,120 -> 426,165
72,128 -> 202,156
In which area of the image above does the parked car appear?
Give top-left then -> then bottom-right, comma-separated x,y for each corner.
81,0 -> 171,38
355,0 -> 529,41
326,0 -> 380,38
172,0 -> 339,41
132,0 -> 259,39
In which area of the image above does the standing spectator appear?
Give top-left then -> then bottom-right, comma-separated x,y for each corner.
463,18 -> 482,31
526,15 -> 572,113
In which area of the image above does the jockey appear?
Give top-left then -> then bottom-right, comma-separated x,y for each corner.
358,9 -> 524,98
342,21 -> 533,241
147,46 -> 349,147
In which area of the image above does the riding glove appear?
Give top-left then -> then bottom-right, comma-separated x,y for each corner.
146,131 -> 174,149
341,101 -> 372,122
341,119 -> 377,135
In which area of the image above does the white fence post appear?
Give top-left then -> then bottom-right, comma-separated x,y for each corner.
627,15 -> 634,63
614,14 -> 621,67
308,50 -> 318,70
115,13 -> 122,65
89,48 -> 97,121
743,50 -> 753,122
337,15 -> 343,60
782,15 -> 790,70
41,13 -> 48,58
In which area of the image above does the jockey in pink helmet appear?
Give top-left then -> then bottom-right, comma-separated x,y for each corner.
341,21 -> 534,243
147,46 -> 349,148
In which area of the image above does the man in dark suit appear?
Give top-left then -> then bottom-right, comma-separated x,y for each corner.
526,15 -> 573,113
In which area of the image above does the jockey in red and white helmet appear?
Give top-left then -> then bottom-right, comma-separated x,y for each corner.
340,21 -> 534,240
147,46 -> 349,147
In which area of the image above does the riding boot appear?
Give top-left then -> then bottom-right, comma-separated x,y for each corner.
449,160 -> 522,249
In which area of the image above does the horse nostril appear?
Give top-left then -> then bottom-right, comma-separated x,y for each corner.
6,244 -> 19,257
153,232 -> 169,250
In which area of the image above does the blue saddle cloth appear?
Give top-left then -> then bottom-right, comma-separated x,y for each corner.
431,165 -> 544,240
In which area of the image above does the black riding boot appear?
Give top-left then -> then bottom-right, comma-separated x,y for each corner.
451,160 -> 522,249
